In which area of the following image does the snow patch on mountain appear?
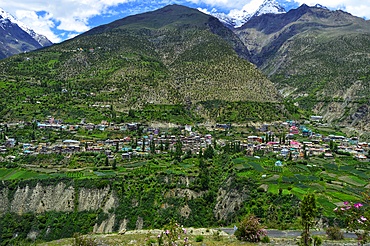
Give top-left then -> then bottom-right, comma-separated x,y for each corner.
314,4 -> 329,10
209,0 -> 286,28
254,0 -> 286,17
0,7 -> 52,46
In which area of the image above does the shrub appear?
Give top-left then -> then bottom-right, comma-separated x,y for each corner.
312,235 -> 323,246
326,226 -> 344,240
212,229 -> 222,241
195,235 -> 204,242
73,233 -> 97,246
261,235 -> 270,243
157,220 -> 190,246
334,201 -> 369,245
234,214 -> 266,242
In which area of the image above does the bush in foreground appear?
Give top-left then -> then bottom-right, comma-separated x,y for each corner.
234,214 -> 266,242
326,226 -> 344,240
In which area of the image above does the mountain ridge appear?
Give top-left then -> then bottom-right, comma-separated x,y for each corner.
0,7 -> 52,59
0,4 -> 283,123
235,4 -> 370,132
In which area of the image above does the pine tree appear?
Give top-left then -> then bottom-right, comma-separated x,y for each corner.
112,159 -> 117,170
150,140 -> 156,154
115,142 -> 119,153
165,139 -> 170,151
174,138 -> 183,162
204,145 -> 214,159
159,140 -> 164,151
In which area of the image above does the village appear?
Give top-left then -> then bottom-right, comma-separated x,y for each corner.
0,115 -> 368,165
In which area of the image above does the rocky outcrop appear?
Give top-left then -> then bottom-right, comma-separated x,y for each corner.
0,182 -> 119,215
119,219 -> 129,233
214,188 -> 245,221
180,204 -> 191,218
78,186 -> 111,211
136,216 -> 144,230
0,188 -> 9,214
213,178 -> 251,221
10,183 -> 75,214
164,188 -> 204,199
93,214 -> 116,233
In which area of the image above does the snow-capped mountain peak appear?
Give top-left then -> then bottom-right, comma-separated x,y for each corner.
210,0 -> 286,28
0,7 -> 52,47
254,0 -> 286,17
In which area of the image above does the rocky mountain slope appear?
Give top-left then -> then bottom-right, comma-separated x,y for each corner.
0,4 -> 281,123
235,4 -> 370,132
0,7 -> 52,59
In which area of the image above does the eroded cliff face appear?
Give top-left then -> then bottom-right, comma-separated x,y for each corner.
10,183 -> 75,214
0,176 -> 255,237
213,178 -> 250,222
0,182 -> 119,216
0,188 -> 8,214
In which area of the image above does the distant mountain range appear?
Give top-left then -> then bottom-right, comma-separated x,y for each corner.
0,0 -> 291,59
0,7 -> 52,59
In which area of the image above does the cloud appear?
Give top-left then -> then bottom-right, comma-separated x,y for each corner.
186,0 -> 256,9
229,0 -> 263,15
2,0 -> 369,43
346,4 -> 370,19
190,0 -> 370,19
14,9 -> 62,43
2,0 -> 133,43
291,0 -> 370,19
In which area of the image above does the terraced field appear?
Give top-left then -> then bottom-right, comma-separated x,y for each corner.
234,155 -> 369,216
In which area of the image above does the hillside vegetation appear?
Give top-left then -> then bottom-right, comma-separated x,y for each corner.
0,5 -> 282,124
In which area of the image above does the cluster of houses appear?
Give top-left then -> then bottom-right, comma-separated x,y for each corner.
0,118 -> 369,162
242,121 -> 368,161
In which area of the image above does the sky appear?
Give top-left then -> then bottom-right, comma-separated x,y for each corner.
1,0 -> 369,43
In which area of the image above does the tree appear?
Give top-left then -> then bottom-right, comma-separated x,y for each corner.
174,138 -> 183,162
142,139 -> 146,152
115,142 -> 119,153
128,109 -> 135,118
150,140 -> 156,154
164,139 -> 170,151
198,158 -> 209,190
213,138 -> 217,149
132,138 -> 138,149
159,140 -> 164,151
203,145 -> 214,159
299,193 -> 318,246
